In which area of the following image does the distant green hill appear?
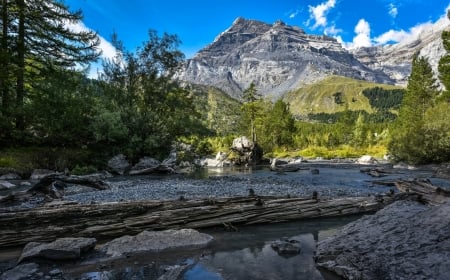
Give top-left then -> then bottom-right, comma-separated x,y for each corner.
283,76 -> 403,116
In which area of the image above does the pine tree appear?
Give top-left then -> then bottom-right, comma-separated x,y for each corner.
438,10 -> 450,100
389,54 -> 439,163
1,0 -> 100,130
241,82 -> 263,143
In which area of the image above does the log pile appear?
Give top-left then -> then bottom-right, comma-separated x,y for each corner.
0,195 -> 393,248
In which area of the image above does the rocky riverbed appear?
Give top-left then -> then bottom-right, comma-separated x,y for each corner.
1,161 -> 450,280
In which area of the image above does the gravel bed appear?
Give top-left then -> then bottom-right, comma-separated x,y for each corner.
64,171 -> 392,205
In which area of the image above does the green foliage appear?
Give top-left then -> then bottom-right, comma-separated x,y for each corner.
0,0 -> 100,132
438,11 -> 450,101
362,87 -> 404,110
97,31 -> 208,160
389,55 -> 440,164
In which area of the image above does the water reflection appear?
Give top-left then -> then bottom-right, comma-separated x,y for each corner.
69,217 -> 358,280
182,216 -> 360,280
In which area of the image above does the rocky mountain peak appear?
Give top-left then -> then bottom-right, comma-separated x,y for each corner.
176,18 -> 395,99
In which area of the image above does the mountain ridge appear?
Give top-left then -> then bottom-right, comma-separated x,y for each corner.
176,18 -> 394,99
176,17 -> 449,100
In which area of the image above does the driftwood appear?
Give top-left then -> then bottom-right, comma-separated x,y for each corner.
0,195 -> 394,248
395,179 -> 450,205
0,174 -> 109,204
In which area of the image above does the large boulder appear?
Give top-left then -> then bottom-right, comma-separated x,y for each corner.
129,157 -> 174,175
107,154 -> 131,175
315,200 -> 450,280
231,136 -> 263,165
101,229 -> 213,257
231,136 -> 253,153
18,237 -> 97,263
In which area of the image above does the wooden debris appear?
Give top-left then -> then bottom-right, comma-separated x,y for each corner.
0,195 -> 395,248
395,179 -> 450,205
0,174 -> 109,204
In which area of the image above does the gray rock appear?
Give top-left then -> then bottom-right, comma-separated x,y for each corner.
271,238 -> 301,255
162,151 -> 177,167
30,169 -> 60,180
131,157 -> 161,171
0,173 -> 21,180
101,229 -> 213,257
315,200 -> 450,280
231,136 -> 253,153
0,180 -> 16,189
107,154 -> 131,175
0,263 -> 40,280
18,237 -> 97,263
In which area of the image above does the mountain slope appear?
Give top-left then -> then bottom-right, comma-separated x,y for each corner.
176,18 -> 394,100
283,76 -> 402,116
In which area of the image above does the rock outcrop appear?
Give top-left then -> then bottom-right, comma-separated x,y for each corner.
176,18 -> 394,99
315,200 -> 450,280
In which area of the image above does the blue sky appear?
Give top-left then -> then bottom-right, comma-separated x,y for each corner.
65,0 -> 450,60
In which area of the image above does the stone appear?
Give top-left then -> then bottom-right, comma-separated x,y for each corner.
0,180 -> 16,189
101,229 -> 213,257
30,169 -> 60,180
231,136 -> 253,152
357,155 -> 378,165
315,200 -> 450,280
162,151 -> 177,167
18,237 -> 97,263
0,173 -> 21,180
107,154 -> 131,175
157,264 -> 192,280
0,263 -> 40,280
131,157 -> 161,171
271,238 -> 301,256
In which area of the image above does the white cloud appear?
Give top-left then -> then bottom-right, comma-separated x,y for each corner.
308,0 -> 336,29
388,3 -> 398,18
324,24 -> 342,36
289,9 -> 300,19
374,29 -> 409,44
350,19 -> 372,49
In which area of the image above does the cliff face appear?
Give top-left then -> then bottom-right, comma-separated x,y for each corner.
176,18 -> 394,99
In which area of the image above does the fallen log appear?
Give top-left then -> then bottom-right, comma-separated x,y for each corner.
395,179 -> 450,205
0,195 -> 395,248
0,174 -> 110,204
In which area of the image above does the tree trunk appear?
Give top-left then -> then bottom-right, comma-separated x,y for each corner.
0,0 -> 10,119
15,0 -> 25,131
0,195 -> 395,248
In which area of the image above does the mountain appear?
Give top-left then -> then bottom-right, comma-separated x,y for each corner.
351,16 -> 449,87
176,18 -> 394,100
